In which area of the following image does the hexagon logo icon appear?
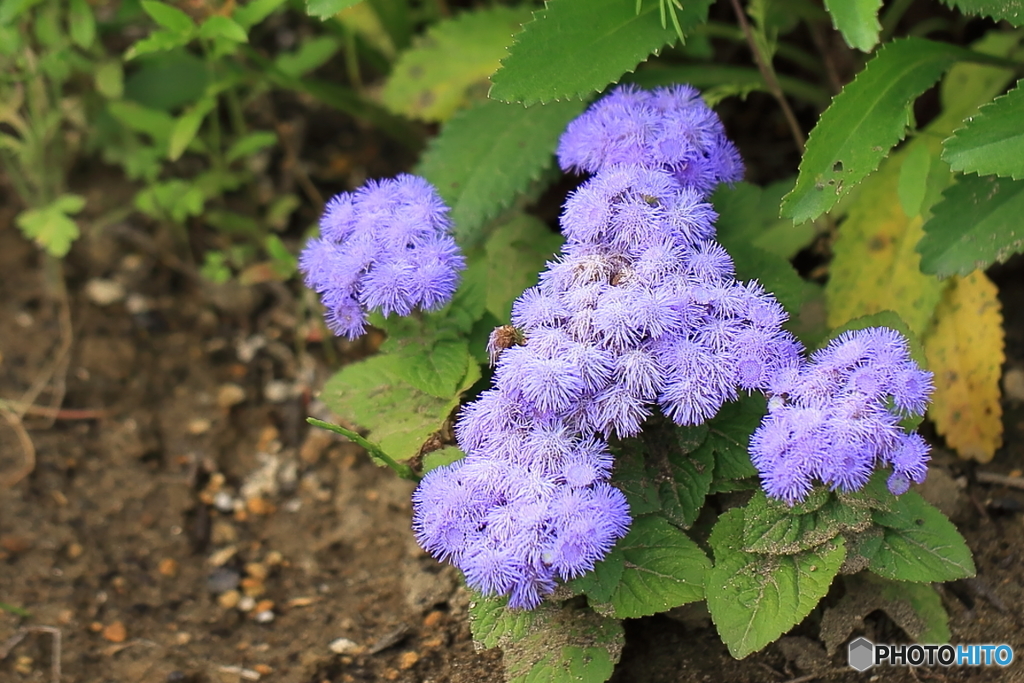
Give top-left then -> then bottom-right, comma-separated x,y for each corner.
848,637 -> 875,671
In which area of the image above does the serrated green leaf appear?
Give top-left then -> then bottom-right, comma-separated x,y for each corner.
743,491 -> 871,555
943,79 -> 1024,180
322,352 -> 480,460
140,0 -> 195,34
609,439 -> 663,516
706,508 -> 846,659
305,0 -> 360,20
918,174 -> 1024,277
68,0 -> 96,48
940,0 -> 1024,25
392,338 -> 470,399
584,515 -> 709,619
490,0 -> 711,105
870,490 -> 975,582
199,15 -> 248,42
698,394 -> 765,483
782,38 -> 968,224
470,597 -> 623,683
823,0 -> 881,52
168,97 -> 214,161
15,194 -> 85,257
482,214 -> 563,320
381,6 -> 531,121
642,422 -> 712,529
417,99 -> 584,245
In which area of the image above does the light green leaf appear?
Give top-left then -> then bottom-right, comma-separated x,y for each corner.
417,99 -> 585,244
482,214 -> 563,321
95,61 -> 124,100
782,37 -> 968,224
943,79 -> 1024,180
823,0 -> 881,52
14,194 -> 85,257
490,0 -> 711,105
897,141 -> 932,218
0,0 -> 44,25
134,179 -> 206,222
421,446 -> 464,474
869,490 -> 976,582
199,15 -> 248,42
226,130 -> 278,163
140,0 -> 195,34
583,515 -> 709,619
168,97 -> 215,161
918,174 -> 1024,277
706,508 -> 846,659
305,0 -> 360,21
68,0 -> 96,48
124,29 -> 192,59
743,491 -> 871,555
940,0 -> 1023,25
469,596 -> 624,683
381,6 -> 531,121
322,352 -> 480,461
490,0 -> 706,105
235,0 -> 288,29
274,35 -> 340,77
392,339 -> 470,399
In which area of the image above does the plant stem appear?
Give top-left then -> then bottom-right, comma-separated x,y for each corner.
879,0 -> 916,43
307,418 -> 420,482
0,601 -> 30,617
727,0 -> 805,153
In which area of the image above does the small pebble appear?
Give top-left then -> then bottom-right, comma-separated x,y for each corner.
422,611 -> 443,628
102,621 -> 128,643
254,599 -> 274,613
213,491 -> 235,513
85,279 -> 126,306
175,632 -> 192,645
15,655 -> 33,674
254,664 -> 274,675
1004,367 -> 1024,402
398,651 -> 419,670
217,383 -> 247,409
329,638 -> 362,655
245,562 -> 268,581
158,558 -> 178,577
254,610 -> 275,624
66,542 -> 84,559
208,545 -> 239,568
125,293 -> 152,314
218,590 -> 241,609
263,380 -> 293,403
246,497 -> 275,515
206,566 -> 241,593
187,418 -> 212,435
238,596 -> 257,612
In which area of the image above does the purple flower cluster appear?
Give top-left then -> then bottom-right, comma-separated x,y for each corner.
299,174 -> 464,339
413,86 -> 804,608
751,328 -> 934,503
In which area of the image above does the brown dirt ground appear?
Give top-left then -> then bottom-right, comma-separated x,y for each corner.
3,179 -> 1024,683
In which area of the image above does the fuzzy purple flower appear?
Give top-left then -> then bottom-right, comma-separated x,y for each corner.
300,174 -> 464,339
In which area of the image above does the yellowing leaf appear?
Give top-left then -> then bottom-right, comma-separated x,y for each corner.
381,6 -> 530,122
825,143 -> 945,336
924,272 -> 1004,462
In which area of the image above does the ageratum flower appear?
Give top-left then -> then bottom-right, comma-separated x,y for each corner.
300,174 -> 464,339
750,327 -> 934,503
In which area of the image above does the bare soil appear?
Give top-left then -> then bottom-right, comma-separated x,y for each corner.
3,169 -> 1024,683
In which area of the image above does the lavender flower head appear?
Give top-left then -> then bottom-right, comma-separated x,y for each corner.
750,327 -> 934,503
557,85 -> 745,195
300,174 -> 465,339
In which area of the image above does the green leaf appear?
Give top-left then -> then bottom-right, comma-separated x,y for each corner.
918,174 -> 1024,277
226,130 -> 278,163
609,439 -> 663,517
943,79 -> 1024,180
823,0 -> 881,52
0,0 -> 43,25
743,491 -> 872,555
698,394 -> 765,484
168,97 -> 215,161
14,194 -> 85,257
134,179 -> 206,223
68,0 -> 96,48
421,446 -> 464,474
940,0 -> 1024,25
781,37 -> 968,224
642,421 -> 712,529
469,596 -> 624,683
199,15 -> 248,42
417,99 -> 585,245
706,508 -> 846,659
490,0 -> 711,105
837,469 -> 899,512
391,338 -> 471,399
322,352 -> 480,460
95,61 -> 124,100
305,0 -> 360,20
381,6 -> 532,122
274,35 -> 340,77
235,0 -> 288,29
140,0 -> 195,34
869,490 -> 976,582
579,515 -> 709,619
123,51 -> 208,110
125,30 -> 193,59
897,141 -> 932,218
482,213 -> 563,320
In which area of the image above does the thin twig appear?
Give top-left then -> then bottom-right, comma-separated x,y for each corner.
0,626 -> 62,683
727,0 -> 805,153
976,471 -> 1024,490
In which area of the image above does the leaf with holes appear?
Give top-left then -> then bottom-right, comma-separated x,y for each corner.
869,491 -> 976,582
706,508 -> 846,659
489,0 -> 711,105
418,100 -> 582,247
782,38 -> 968,224
381,6 -> 531,121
